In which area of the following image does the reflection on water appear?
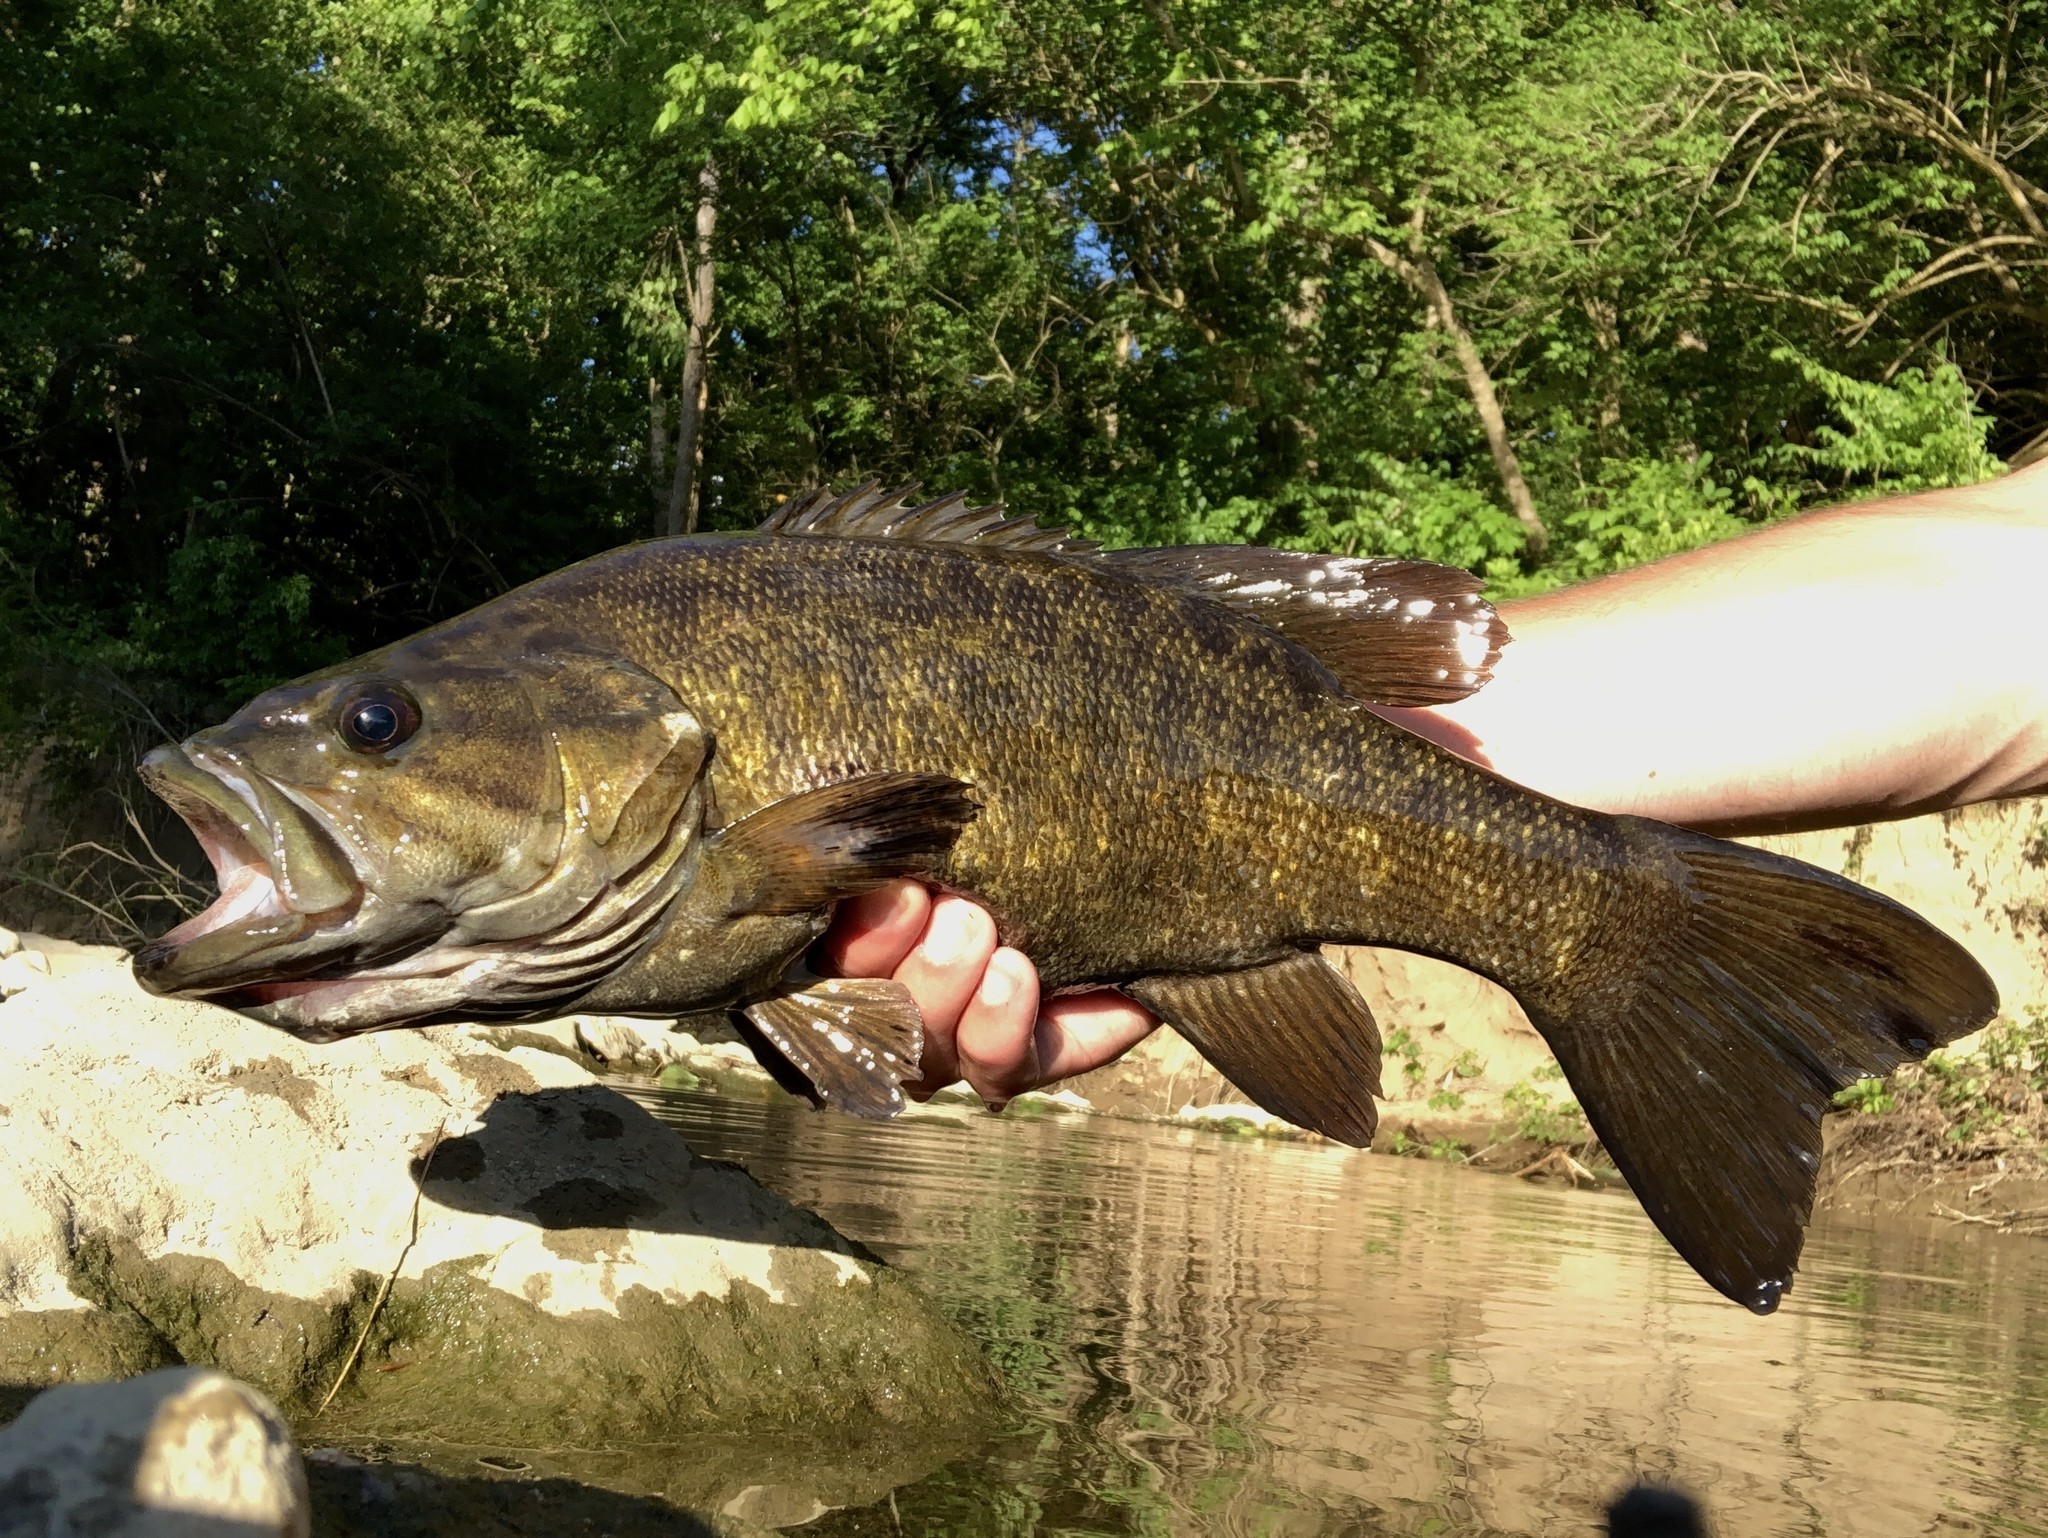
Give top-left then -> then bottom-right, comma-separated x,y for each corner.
628,1088 -> 2048,1538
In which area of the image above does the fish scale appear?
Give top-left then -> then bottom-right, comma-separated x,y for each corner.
135,486 -> 1997,1313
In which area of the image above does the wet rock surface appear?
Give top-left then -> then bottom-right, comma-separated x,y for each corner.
0,1367 -> 308,1537
0,945 -> 996,1456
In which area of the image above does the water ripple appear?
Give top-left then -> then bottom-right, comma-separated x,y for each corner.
628,1087 -> 2048,1538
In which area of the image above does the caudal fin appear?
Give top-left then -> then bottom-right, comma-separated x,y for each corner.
1532,822 -> 1996,1313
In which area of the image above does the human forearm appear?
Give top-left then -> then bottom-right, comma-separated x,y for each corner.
1378,463 -> 2048,835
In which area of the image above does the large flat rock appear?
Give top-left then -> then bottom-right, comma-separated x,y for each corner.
0,944 -> 995,1455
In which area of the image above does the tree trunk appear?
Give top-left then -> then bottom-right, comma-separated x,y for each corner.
1355,231 -> 1549,557
664,157 -> 720,538
648,374 -> 669,519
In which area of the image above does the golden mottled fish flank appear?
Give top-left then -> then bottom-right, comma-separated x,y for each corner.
427,531 -> 1615,990
139,500 -> 2000,1313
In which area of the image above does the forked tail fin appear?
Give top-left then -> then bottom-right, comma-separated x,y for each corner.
1531,822 -> 1997,1313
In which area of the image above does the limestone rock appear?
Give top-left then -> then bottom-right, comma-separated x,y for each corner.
0,949 -> 49,998
573,1012 -> 697,1069
570,1011 -> 775,1084
0,948 -> 994,1450
0,1367 -> 308,1537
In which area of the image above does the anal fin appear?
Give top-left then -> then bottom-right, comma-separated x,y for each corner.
744,976 -> 924,1118
1125,950 -> 1382,1144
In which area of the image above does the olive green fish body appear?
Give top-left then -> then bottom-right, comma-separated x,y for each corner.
447,532 -> 1645,1000
135,488 -> 1998,1314
439,533 -> 1399,986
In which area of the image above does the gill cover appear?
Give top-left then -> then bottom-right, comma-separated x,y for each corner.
444,650 -> 708,945
187,648 -> 715,1039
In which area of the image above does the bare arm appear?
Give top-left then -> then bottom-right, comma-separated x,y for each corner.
1379,460 -> 2048,835
828,462 -> 2048,1101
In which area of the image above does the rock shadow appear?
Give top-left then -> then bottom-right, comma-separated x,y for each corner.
0,1385 -> 36,1429
308,1454 -> 724,1537
406,1084 -> 846,1253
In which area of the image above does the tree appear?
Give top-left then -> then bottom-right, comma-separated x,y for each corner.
4,0 -> 2031,934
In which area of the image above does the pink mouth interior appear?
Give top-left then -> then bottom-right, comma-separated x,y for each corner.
238,978 -> 361,1004
161,810 -> 290,947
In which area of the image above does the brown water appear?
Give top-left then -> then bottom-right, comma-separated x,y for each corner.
627,1087 -> 2048,1538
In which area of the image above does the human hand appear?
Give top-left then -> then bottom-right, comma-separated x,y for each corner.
818,880 -> 1159,1107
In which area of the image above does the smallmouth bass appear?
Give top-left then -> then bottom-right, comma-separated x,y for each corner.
135,487 -> 1996,1312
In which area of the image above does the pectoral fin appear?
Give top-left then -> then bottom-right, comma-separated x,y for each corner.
713,772 -> 979,915
1125,950 -> 1382,1144
744,976 -> 925,1117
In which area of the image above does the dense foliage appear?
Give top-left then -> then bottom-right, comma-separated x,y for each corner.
2,0 -> 2040,773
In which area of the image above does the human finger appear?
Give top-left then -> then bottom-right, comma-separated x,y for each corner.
1031,990 -> 1161,1082
953,947 -> 1044,1106
893,895 -> 998,1092
817,880 -> 929,977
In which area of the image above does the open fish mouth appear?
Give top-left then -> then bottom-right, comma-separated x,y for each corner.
135,737 -> 706,1042
134,744 -> 370,1000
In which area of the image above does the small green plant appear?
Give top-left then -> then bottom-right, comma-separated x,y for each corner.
1770,350 -> 2002,498
1450,1048 -> 1486,1079
1386,1026 -> 1428,1090
1501,1079 -> 1588,1145
1531,1060 -> 1566,1083
1427,1137 -> 1467,1162
1387,1129 -> 1417,1156
1831,1078 -> 1896,1116
1427,1088 -> 1465,1112
1878,1006 -> 2048,1151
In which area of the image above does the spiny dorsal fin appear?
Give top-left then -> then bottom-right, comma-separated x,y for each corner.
1100,546 -> 1509,706
758,481 -> 1101,556
760,486 -> 1505,705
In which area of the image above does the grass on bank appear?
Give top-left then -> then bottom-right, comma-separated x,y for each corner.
1831,1007 -> 2048,1170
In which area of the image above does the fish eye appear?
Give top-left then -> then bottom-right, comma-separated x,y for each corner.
338,686 -> 421,754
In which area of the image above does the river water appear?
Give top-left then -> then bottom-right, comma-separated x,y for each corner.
626,1086 -> 2048,1538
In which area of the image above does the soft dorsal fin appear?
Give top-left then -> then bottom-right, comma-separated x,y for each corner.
1100,546 -> 1509,706
759,485 -> 1507,706
759,482 -> 1100,557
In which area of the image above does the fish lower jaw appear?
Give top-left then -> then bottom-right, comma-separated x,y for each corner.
136,745 -> 373,997
131,842 -> 364,997
237,978 -> 400,1041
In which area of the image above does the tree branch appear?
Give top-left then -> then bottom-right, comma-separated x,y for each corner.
1336,218 -> 1548,556
664,156 -> 720,538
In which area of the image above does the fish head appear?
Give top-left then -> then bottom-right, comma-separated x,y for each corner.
135,644 -> 710,1039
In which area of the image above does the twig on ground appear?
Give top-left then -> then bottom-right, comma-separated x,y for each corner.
316,1122 -> 445,1416
1497,1147 -> 1599,1185
1934,1201 -> 2048,1232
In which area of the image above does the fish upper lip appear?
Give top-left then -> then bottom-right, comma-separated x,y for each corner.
135,745 -> 364,991
185,744 -> 361,914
